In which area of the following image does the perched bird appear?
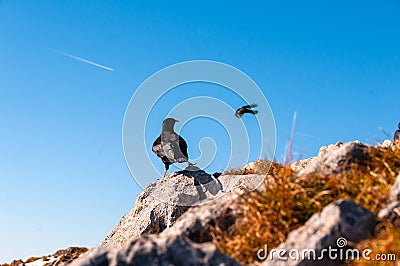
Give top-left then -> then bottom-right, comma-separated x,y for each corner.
394,122 -> 400,142
152,118 -> 190,177
235,104 -> 258,118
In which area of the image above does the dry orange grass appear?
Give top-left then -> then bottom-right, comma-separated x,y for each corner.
223,160 -> 276,175
349,223 -> 400,265
213,143 -> 400,264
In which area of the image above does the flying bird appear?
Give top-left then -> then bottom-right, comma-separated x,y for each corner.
394,122 -> 400,142
235,104 -> 258,118
152,118 -> 191,177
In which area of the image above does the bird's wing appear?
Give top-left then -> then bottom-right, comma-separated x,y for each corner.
152,136 -> 165,157
151,135 -> 161,152
242,109 -> 258,115
241,103 -> 257,109
152,135 -> 174,160
152,136 -> 162,153
178,135 -> 189,159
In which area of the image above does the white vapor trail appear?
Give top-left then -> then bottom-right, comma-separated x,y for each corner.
56,51 -> 114,71
294,132 -> 315,138
283,130 -> 315,138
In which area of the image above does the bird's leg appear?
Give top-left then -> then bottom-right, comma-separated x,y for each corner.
163,165 -> 170,177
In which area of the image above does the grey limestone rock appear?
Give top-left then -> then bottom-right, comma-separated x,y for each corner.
102,169 -> 265,248
298,141 -> 371,177
389,173 -> 400,202
378,173 -> 400,226
261,199 -> 377,266
72,192 -> 242,266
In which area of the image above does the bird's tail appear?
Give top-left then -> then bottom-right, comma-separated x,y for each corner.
253,110 -> 258,114
250,103 -> 258,108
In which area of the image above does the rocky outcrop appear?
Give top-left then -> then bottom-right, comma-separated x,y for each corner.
8,140 -> 396,266
290,142 -> 343,173
102,169 -> 265,248
93,140 -> 387,265
297,141 -> 371,176
262,199 -> 377,266
72,193 -> 242,266
71,236 -> 239,266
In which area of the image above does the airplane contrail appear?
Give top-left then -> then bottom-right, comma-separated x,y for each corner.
56,51 -> 114,71
294,132 -> 315,138
283,130 -> 315,138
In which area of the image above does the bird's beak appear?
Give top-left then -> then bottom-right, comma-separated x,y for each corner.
175,119 -> 180,122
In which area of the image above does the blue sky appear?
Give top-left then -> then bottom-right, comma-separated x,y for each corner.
1,0 -> 399,262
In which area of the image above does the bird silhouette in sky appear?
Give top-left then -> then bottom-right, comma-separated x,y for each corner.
235,103 -> 258,118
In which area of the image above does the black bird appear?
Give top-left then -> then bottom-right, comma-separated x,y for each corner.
394,122 -> 400,142
235,103 -> 258,118
152,118 -> 190,177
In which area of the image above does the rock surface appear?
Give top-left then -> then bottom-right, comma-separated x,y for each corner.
72,236 -> 239,266
2,247 -> 88,266
380,139 -> 393,148
8,140 -> 396,266
388,172 -> 400,202
72,193 -> 242,266
262,199 -> 377,266
378,173 -> 400,226
290,157 -> 318,172
102,169 -> 265,248
378,201 -> 400,227
297,141 -> 371,176
290,142 -> 343,173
